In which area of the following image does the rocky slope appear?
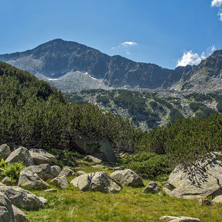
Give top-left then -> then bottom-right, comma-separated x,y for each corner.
65,89 -> 222,131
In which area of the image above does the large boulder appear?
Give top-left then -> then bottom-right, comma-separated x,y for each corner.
71,172 -> 122,193
12,205 -> 30,222
51,165 -> 61,178
0,191 -> 14,222
5,147 -> 34,167
49,175 -> 69,190
29,149 -> 58,165
110,169 -> 144,187
0,186 -> 47,210
18,171 -> 50,190
19,164 -> 53,181
0,144 -> 11,160
164,153 -> 222,199
72,136 -> 117,163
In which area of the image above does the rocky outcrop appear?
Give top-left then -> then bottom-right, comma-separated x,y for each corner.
5,146 -> 34,167
29,149 -> 58,165
110,169 -> 144,187
0,191 -> 14,222
0,144 -> 11,160
160,216 -> 200,222
71,172 -> 122,193
49,175 -> 69,190
164,153 -> 222,199
0,186 -> 47,210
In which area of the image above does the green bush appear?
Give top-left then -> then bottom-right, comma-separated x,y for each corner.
1,162 -> 25,180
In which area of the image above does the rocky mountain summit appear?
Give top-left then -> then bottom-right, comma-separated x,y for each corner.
1,39 -> 221,93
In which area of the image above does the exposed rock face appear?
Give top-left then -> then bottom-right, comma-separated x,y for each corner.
110,169 -> 144,187
73,137 -> 117,163
0,191 -> 14,222
12,205 -> 30,222
5,147 -> 34,167
0,144 -> 11,160
59,166 -> 75,177
49,175 -> 69,190
160,216 -> 200,222
143,181 -> 159,193
164,153 -> 222,199
0,186 -> 46,210
29,149 -> 58,165
83,155 -> 102,164
71,172 -> 122,193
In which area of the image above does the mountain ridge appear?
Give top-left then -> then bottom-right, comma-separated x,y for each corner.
0,39 -> 221,93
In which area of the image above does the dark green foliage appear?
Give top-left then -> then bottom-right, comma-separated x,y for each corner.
169,108 -> 184,123
217,101 -> 222,113
96,95 -> 110,105
189,102 -> 202,112
0,62 -> 136,153
185,93 -> 212,102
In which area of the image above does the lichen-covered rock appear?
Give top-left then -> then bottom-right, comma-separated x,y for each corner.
49,175 -> 69,190
51,165 -> 61,178
29,149 -> 58,165
1,177 -> 13,186
18,171 -> 50,190
143,181 -> 158,193
83,155 -> 102,164
71,172 -> 122,193
12,205 -> 30,222
20,164 -> 53,181
0,191 -> 14,222
110,169 -> 144,187
0,144 -> 11,160
212,195 -> 222,203
59,166 -> 75,177
0,186 -> 47,210
164,153 -> 222,199
5,147 -> 34,167
76,171 -> 86,176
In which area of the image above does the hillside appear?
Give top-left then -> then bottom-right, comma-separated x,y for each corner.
65,89 -> 222,131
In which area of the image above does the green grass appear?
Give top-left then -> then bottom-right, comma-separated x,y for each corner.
25,178 -> 222,222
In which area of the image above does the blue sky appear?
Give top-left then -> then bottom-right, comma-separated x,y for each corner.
0,0 -> 222,69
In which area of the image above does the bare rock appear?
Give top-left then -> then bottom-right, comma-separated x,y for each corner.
12,205 -> 30,222
160,216 -> 200,222
0,144 -> 11,160
0,191 -> 14,222
59,166 -> 75,177
49,175 -> 69,190
83,155 -> 102,164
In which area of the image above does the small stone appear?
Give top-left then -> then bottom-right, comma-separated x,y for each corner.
199,198 -> 213,206
44,189 -> 57,193
83,155 -> 102,164
76,171 -> 86,176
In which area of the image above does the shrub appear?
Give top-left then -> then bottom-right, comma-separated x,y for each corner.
1,162 -> 25,180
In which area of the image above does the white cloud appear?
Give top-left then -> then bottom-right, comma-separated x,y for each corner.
176,46 -> 216,67
121,42 -> 138,47
218,9 -> 222,21
211,0 -> 222,7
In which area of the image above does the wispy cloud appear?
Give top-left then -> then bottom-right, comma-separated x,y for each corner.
121,42 -> 138,47
176,46 -> 216,67
211,0 -> 222,21
111,41 -> 138,56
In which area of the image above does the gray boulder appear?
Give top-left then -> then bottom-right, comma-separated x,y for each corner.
143,181 -> 158,193
44,189 -> 57,193
19,164 -> 53,181
160,216 -> 200,222
12,205 -> 30,222
110,169 -> 144,187
49,175 -> 69,189
29,149 -> 58,165
18,171 -> 50,190
76,171 -> 86,176
5,147 -> 34,167
164,153 -> 222,199
0,191 -> 14,222
0,144 -> 11,160
83,155 -> 102,164
59,166 -> 75,177
212,195 -> 222,203
71,172 -> 122,193
51,165 -> 61,178
0,186 -> 47,210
